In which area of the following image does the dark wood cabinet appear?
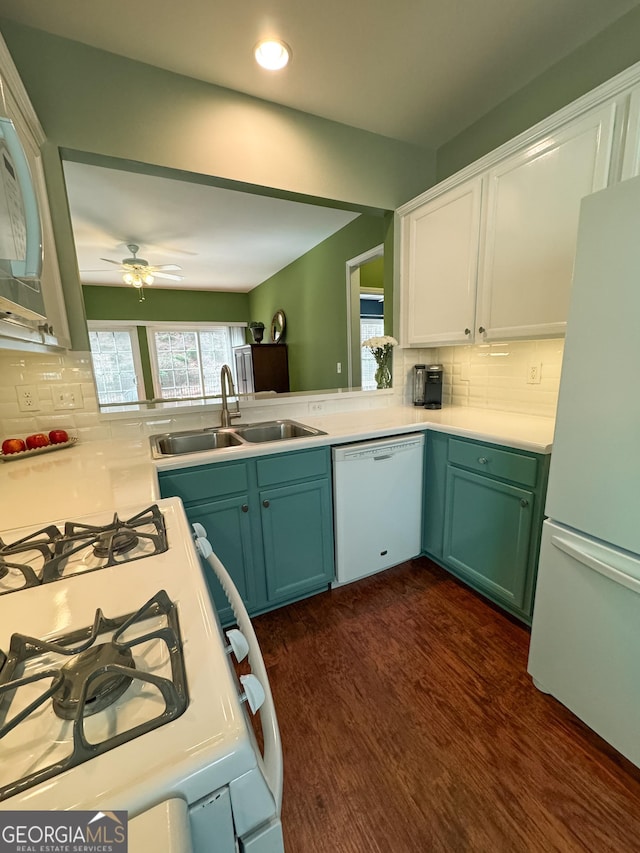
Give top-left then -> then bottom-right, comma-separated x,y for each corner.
234,344 -> 290,393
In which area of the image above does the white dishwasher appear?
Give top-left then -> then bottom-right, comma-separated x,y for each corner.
332,433 -> 424,585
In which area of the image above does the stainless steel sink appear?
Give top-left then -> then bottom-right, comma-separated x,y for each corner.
150,428 -> 243,458
150,419 -> 326,457
232,420 -> 326,443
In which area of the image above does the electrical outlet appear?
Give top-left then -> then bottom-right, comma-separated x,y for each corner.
527,363 -> 542,384
17,384 -> 39,412
309,401 -> 325,414
336,362 -> 342,374
53,383 -> 83,410
460,364 -> 470,382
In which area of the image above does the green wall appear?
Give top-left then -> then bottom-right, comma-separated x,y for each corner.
360,257 -> 384,290
82,285 -> 249,323
248,214 -> 387,391
437,5 -> 640,180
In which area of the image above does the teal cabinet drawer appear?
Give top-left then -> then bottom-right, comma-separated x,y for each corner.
158,461 -> 249,504
256,447 -> 329,486
448,438 -> 538,487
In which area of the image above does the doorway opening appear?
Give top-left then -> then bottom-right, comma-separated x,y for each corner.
345,244 -> 384,388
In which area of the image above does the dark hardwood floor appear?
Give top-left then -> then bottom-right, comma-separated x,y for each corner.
253,558 -> 640,853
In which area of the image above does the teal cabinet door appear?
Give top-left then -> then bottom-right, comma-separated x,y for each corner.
260,478 -> 334,603
423,431 -> 449,558
183,495 -> 259,625
159,448 -> 334,622
443,464 -> 534,612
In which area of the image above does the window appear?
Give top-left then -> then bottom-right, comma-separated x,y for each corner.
148,325 -> 245,400
88,322 -> 245,406
88,325 -> 144,405
360,317 -> 385,390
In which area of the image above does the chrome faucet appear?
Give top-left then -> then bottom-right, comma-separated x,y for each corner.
220,364 -> 241,428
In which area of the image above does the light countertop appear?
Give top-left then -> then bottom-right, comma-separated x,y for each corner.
0,406 -> 555,531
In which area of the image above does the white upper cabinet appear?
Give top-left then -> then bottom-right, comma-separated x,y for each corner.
476,102 -> 616,342
401,177 -> 481,346
398,89 -> 624,348
620,85 -> 640,180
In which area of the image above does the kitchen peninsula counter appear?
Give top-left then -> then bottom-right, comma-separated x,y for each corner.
0,406 -> 555,529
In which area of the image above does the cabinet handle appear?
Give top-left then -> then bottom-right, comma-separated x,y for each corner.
520,499 -> 529,508
464,328 -> 471,336
478,326 -> 486,334
478,456 -> 488,464
262,499 -> 270,508
241,504 -> 249,513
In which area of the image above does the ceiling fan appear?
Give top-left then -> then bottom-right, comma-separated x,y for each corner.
83,243 -> 184,299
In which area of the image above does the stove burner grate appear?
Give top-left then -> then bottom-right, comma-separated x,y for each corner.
53,642 -> 136,720
0,506 -> 168,595
92,529 -> 139,560
0,589 -> 188,802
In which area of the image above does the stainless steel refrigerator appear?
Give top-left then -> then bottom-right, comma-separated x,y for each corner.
528,174 -> 640,767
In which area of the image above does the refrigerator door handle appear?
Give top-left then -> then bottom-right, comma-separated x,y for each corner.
551,534 -> 640,595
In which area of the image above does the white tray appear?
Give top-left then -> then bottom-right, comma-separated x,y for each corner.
0,437 -> 78,462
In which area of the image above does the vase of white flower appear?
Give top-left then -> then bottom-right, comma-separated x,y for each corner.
361,335 -> 398,389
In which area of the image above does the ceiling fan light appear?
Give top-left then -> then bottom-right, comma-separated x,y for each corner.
123,271 -> 135,285
255,39 -> 291,71
143,272 -> 154,285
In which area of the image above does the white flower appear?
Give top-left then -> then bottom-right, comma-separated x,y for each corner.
361,335 -> 398,349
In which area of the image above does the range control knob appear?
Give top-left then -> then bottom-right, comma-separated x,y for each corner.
240,674 -> 266,714
225,628 -> 249,662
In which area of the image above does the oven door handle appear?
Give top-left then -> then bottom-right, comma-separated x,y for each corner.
203,547 -> 283,812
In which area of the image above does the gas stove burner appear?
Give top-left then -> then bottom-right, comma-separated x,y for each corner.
0,590 -> 188,802
53,642 -> 136,720
0,505 -> 168,596
92,529 -> 139,560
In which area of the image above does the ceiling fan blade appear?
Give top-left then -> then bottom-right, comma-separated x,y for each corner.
153,264 -> 182,271
154,272 -> 184,282
99,258 -> 124,266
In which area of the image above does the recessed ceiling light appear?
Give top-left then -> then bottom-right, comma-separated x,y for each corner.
254,39 -> 291,71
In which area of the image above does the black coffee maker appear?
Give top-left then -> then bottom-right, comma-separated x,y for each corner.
424,364 -> 443,409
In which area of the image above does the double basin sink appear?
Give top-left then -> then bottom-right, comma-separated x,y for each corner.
150,419 -> 326,458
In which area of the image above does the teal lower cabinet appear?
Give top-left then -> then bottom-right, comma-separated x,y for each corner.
187,495 -> 257,627
158,447 -> 334,624
423,433 -> 550,624
422,431 -> 449,560
260,478 -> 334,603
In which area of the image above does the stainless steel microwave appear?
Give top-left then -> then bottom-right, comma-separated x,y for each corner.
0,115 -> 44,332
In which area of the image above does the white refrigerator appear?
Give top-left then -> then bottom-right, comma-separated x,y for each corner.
528,175 -> 640,767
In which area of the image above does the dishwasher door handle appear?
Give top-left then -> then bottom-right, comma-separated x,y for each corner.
373,454 -> 393,461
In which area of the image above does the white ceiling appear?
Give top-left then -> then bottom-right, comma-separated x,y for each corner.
63,161 -> 360,291
0,0 -> 637,148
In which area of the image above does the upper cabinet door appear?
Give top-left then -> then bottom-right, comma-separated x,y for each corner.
400,177 -> 482,347
621,86 -> 640,181
476,102 -> 616,341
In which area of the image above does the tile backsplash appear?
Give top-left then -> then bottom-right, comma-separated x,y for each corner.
0,350 -> 106,442
394,339 -> 564,418
0,340 -> 564,443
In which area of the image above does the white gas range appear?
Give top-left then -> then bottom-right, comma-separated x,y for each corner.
0,497 -> 284,852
